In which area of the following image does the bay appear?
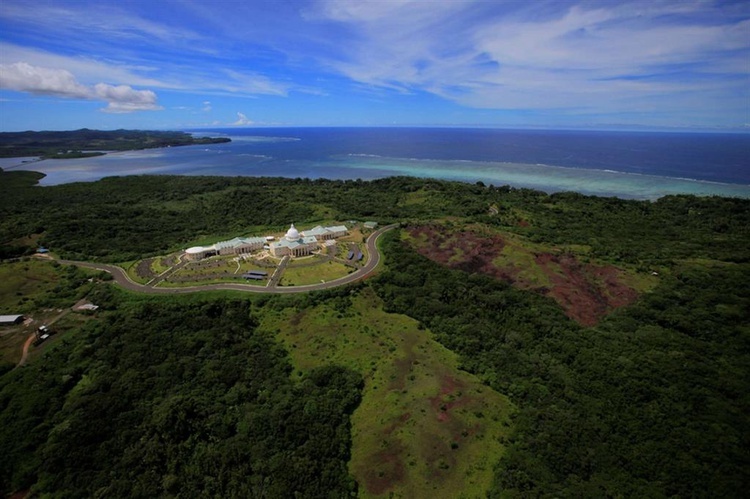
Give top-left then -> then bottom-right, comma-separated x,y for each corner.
4,127 -> 749,200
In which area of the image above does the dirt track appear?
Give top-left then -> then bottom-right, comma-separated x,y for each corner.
15,308 -> 70,369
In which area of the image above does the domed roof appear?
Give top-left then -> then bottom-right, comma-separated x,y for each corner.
285,224 -> 300,241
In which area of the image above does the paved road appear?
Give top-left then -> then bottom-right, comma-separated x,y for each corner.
58,224 -> 398,295
267,256 -> 289,288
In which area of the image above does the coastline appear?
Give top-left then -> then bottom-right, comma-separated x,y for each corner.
7,151 -> 748,201
2,127 -> 748,200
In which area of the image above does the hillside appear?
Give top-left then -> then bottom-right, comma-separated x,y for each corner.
0,172 -> 748,497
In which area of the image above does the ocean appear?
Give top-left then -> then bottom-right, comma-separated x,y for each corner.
3,128 -> 749,200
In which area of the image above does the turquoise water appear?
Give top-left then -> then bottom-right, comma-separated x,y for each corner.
3,128 -> 749,200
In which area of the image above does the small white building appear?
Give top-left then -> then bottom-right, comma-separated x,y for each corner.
0,315 -> 24,325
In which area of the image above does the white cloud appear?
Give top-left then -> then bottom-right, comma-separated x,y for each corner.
232,112 -> 253,125
0,43 -> 298,100
92,83 -> 161,113
0,2 -> 204,47
315,0 -> 750,117
221,70 -> 290,96
202,101 -> 212,112
0,62 -> 161,113
318,0 -> 462,23
0,62 -> 90,98
0,43 -> 168,89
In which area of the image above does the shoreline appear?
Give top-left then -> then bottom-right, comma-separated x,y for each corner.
2,136 -> 748,200
5,163 -> 750,201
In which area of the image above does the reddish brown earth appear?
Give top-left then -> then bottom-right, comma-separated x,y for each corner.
428,375 -> 470,423
363,443 -> 407,495
409,226 -> 517,282
364,361 -> 486,494
383,412 -> 412,435
408,225 -> 638,326
534,253 -> 639,326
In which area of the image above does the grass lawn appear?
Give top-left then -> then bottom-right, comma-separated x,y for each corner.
0,259 -> 100,366
150,256 -> 172,275
278,260 -> 353,286
174,257 -> 238,278
123,260 -> 150,285
0,327 -> 29,366
237,258 -> 276,274
157,278 -> 267,288
260,287 -> 514,498
0,260 -> 60,312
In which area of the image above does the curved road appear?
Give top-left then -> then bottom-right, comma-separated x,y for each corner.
58,224 -> 398,295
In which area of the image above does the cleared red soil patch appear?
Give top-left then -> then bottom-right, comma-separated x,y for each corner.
409,225 -> 638,326
363,444 -> 407,495
409,226 -> 517,282
535,253 -> 639,326
428,375 -> 470,423
383,412 -> 411,435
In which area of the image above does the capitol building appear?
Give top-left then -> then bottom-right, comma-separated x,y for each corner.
184,223 -> 348,261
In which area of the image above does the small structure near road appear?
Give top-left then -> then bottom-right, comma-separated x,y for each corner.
73,299 -> 99,312
33,325 -> 56,345
0,314 -> 25,326
242,270 -> 268,281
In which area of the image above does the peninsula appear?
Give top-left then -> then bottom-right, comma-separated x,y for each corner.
0,129 -> 230,159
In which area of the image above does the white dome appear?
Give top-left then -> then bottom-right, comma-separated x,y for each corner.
186,246 -> 205,254
285,224 -> 300,241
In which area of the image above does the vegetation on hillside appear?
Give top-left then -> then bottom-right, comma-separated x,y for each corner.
1,172 -> 747,264
0,171 -> 748,497
372,231 -> 749,497
0,298 -> 361,497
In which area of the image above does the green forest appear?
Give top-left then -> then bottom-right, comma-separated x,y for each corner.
1,299 -> 361,497
0,170 -> 748,497
0,129 -> 230,159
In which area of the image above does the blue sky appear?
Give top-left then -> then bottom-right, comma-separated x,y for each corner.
0,0 -> 748,131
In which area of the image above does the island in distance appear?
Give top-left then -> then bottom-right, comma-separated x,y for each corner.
0,129 -> 230,159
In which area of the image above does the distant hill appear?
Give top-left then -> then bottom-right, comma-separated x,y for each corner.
0,128 -> 230,158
